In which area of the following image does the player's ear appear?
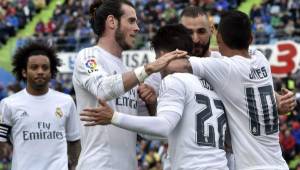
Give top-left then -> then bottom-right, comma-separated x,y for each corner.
248,33 -> 253,45
22,69 -> 27,79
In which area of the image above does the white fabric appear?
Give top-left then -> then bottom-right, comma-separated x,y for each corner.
189,49 -> 288,170
112,111 -> 180,137
114,73 -> 228,170
0,89 -> 80,170
73,46 -> 140,170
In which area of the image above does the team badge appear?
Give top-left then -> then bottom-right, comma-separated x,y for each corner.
55,107 -> 63,118
85,58 -> 99,73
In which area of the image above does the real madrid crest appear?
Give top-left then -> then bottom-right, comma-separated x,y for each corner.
55,107 -> 63,118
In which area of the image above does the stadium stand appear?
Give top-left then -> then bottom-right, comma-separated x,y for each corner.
2,0 -> 300,170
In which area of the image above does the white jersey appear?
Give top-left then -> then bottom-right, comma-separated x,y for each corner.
158,73 -> 228,170
144,50 -> 226,170
73,46 -> 139,170
190,49 -> 288,170
0,89 -> 80,170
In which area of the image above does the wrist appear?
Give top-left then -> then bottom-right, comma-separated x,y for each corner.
144,64 -> 153,75
111,111 -> 120,124
134,66 -> 149,83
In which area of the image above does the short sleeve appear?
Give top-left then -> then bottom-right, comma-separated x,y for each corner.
73,50 -> 109,88
0,100 -> 12,142
65,99 -> 80,141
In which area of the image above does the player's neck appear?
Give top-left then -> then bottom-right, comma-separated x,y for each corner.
226,49 -> 250,58
26,85 -> 49,96
97,37 -> 123,58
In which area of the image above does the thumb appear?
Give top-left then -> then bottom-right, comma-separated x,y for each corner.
98,98 -> 108,107
281,88 -> 289,95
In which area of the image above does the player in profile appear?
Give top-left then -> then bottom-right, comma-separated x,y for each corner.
187,10 -> 289,169
0,41 -> 81,170
80,24 -> 229,170
72,0 -> 187,169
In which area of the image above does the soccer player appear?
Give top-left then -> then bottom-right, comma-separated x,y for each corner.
144,6 -> 295,170
72,0 -> 186,169
188,10 -> 289,169
80,24 -> 229,170
0,41 -> 81,170
179,6 -> 295,114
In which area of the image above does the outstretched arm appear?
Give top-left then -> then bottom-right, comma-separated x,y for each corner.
80,99 -> 180,137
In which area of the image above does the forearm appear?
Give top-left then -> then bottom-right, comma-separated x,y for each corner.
67,140 -> 81,168
84,67 -> 151,101
145,102 -> 157,116
111,111 -> 180,137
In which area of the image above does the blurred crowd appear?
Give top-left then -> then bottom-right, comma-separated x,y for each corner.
250,0 -> 300,44
2,0 -> 300,170
0,0 -> 50,48
17,0 -> 244,51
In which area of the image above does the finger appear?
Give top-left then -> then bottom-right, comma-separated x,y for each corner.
84,122 -> 99,126
280,93 -> 295,101
281,88 -> 290,95
145,94 -> 155,103
80,116 -> 99,122
98,98 -> 108,107
80,111 -> 95,117
175,51 -> 188,58
82,108 -> 102,113
84,120 -> 109,126
140,91 -> 154,100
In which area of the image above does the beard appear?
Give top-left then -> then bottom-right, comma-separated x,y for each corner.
115,26 -> 131,50
192,37 -> 210,57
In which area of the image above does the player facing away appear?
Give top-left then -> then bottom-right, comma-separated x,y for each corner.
0,41 -> 81,170
187,10 -> 288,170
80,24 -> 229,170
72,0 -> 187,170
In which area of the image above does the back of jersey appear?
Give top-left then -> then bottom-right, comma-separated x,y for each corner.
159,73 -> 228,170
190,50 -> 288,169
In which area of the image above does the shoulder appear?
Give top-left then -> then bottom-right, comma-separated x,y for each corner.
49,89 -> 74,104
76,46 -> 102,61
163,73 -> 195,87
1,90 -> 25,105
210,51 -> 223,59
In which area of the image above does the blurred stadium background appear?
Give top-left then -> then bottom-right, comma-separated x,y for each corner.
1,0 -> 300,169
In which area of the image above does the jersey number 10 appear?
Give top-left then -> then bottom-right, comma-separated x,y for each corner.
246,85 -> 279,136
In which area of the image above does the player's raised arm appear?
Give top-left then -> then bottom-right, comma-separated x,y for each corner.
73,49 -> 187,101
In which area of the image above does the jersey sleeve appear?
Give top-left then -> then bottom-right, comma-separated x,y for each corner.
0,100 -> 12,142
189,57 -> 231,90
157,75 -> 186,117
65,99 -> 80,141
73,50 -> 125,101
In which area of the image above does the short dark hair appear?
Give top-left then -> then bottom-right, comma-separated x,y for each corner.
180,6 -> 208,19
218,10 -> 252,50
12,41 -> 61,82
151,24 -> 193,54
89,0 -> 134,37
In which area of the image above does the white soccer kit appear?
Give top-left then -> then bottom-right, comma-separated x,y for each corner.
73,46 -> 140,170
112,73 -> 228,170
144,50 -> 229,170
0,89 -> 80,170
189,49 -> 288,170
